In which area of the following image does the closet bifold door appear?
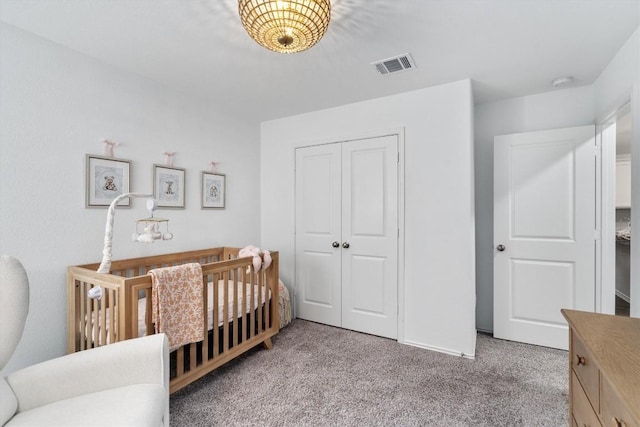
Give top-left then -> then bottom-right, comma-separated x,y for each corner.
295,143 -> 342,327
295,135 -> 399,340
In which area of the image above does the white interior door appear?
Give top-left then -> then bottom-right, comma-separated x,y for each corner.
295,143 -> 342,327
295,135 -> 398,339
341,136 -> 398,339
494,125 -> 596,350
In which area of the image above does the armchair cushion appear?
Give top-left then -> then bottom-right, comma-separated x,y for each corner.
5,383 -> 166,427
7,334 -> 168,413
0,379 -> 17,426
4,334 -> 169,426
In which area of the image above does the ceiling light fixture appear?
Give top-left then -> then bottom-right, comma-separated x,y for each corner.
238,0 -> 331,54
551,76 -> 574,88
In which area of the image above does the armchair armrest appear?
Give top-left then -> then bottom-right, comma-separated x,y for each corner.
7,334 -> 168,413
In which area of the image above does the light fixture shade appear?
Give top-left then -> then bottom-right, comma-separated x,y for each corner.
239,0 -> 331,54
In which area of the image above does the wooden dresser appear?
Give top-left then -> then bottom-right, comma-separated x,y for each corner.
561,309 -> 640,427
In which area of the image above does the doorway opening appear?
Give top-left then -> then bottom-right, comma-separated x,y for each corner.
599,100 -> 633,317
614,109 -> 632,316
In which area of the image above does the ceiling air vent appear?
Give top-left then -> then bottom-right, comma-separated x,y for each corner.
372,53 -> 416,76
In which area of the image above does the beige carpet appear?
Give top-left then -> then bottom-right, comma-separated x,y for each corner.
170,320 -> 568,426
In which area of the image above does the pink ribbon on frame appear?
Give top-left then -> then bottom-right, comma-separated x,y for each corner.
209,161 -> 220,173
103,140 -> 120,157
163,152 -> 176,166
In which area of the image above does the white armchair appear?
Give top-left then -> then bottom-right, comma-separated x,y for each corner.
0,256 -> 170,427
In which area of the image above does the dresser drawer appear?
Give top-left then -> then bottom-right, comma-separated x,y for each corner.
572,331 -> 600,411
571,371 -> 601,427
601,376 -> 640,427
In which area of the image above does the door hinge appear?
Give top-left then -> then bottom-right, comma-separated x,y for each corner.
594,230 -> 601,240
397,152 -> 400,163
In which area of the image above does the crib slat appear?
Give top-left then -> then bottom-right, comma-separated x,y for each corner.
250,269 -> 256,338
232,269 -> 239,348
131,287 -> 139,338
259,271 -> 264,334
88,283 -> 95,347
241,269 -> 247,343
203,273 -> 209,362
145,289 -> 153,336
107,288 -> 115,344
222,269 -> 229,353
213,272 -> 219,357
257,272 -> 263,333
80,282 -> 87,350
92,296 -> 99,348
67,277 -> 80,354
99,293 -> 107,346
176,349 -> 184,377
263,271 -> 270,329
190,342 -> 196,372
85,287 -> 90,350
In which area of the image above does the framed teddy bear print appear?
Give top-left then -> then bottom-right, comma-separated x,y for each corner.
86,154 -> 131,208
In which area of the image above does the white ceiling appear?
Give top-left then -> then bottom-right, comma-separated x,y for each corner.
1,0 -> 638,123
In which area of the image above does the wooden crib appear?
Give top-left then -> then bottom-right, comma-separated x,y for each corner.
67,247 -> 279,393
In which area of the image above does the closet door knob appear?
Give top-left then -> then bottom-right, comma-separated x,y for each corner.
342,242 -> 350,249
497,244 -> 506,252
332,241 -> 340,248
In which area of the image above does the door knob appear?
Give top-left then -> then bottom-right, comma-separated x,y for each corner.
342,242 -> 350,249
497,244 -> 506,252
332,241 -> 340,248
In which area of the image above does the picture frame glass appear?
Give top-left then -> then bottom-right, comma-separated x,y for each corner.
86,155 -> 130,207
202,172 -> 225,209
154,165 -> 185,208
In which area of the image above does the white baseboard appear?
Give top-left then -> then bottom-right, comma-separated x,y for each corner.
616,290 -> 631,303
400,339 -> 476,359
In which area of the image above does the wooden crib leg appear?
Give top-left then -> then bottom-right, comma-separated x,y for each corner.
262,338 -> 273,350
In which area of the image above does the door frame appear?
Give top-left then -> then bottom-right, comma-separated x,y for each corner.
292,127 -> 406,342
596,88 -> 638,317
597,113 -> 617,314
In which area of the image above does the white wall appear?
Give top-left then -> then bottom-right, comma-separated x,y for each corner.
593,27 -> 640,317
261,80 -> 477,357
474,86 -> 595,332
0,23 -> 261,373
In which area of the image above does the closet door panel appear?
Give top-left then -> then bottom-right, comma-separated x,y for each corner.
349,254 -> 386,315
341,135 -> 398,339
295,144 -> 342,327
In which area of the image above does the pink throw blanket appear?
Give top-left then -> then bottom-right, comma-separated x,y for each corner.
149,263 -> 204,351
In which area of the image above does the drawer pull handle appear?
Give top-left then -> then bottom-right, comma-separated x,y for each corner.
612,417 -> 626,427
576,354 -> 586,366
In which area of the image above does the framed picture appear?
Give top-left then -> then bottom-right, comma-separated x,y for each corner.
86,154 -> 131,208
201,172 -> 225,209
153,164 -> 185,208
